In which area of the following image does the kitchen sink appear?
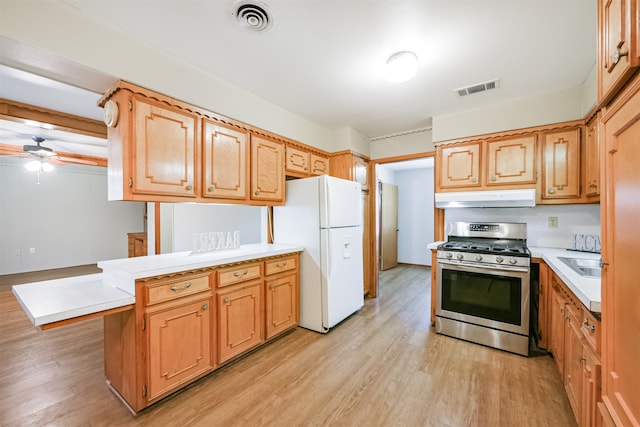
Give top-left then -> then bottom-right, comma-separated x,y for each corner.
557,257 -> 602,278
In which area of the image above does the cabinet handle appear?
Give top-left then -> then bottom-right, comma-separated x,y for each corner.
224,297 -> 230,303
233,270 -> 249,278
471,177 -> 477,183
255,190 -> 260,196
276,261 -> 287,268
129,177 -> 133,188
170,281 -> 192,291
491,176 -> 497,181
548,188 -> 556,194
578,354 -> 585,363
583,318 -> 596,333
186,184 -> 193,191
208,186 -> 214,192
613,48 -> 629,65
202,303 -> 209,310
269,283 -> 275,290
304,166 -> 307,171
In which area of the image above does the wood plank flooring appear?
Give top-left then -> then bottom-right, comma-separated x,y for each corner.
0,265 -> 576,426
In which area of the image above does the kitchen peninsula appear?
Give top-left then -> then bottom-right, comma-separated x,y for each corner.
13,243 -> 303,413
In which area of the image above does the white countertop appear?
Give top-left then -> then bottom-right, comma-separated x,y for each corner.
99,243 -> 303,294
13,244 -> 303,328
529,246 -> 601,313
427,241 -> 445,250
12,274 -> 135,327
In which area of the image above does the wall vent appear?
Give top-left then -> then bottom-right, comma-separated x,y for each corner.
454,79 -> 500,97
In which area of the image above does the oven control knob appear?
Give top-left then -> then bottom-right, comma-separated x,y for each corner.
508,257 -> 517,265
475,254 -> 483,261
446,252 -> 453,259
456,253 -> 464,260
496,256 -> 504,263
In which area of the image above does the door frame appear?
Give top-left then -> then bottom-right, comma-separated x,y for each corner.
368,151 -> 443,297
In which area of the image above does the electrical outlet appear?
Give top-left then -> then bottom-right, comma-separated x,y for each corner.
14,249 -> 21,255
548,216 -> 558,228
29,247 -> 36,254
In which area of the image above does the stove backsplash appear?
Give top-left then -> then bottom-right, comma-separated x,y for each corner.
444,204 -> 600,249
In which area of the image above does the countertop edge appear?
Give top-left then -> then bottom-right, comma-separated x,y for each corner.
529,246 -> 601,313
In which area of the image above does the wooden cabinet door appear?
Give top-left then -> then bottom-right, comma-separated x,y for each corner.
265,273 -> 298,339
202,120 -> 249,200
537,262 -> 550,350
310,154 -> 329,176
285,145 -> 310,175
131,94 -> 198,198
541,128 -> 581,200
585,117 -> 601,198
598,0 -> 639,104
217,281 -> 264,363
147,297 -> 212,401
250,135 -> 284,203
600,74 -> 640,427
485,136 -> 536,186
564,305 -> 584,422
437,142 -> 481,189
550,279 -> 567,376
581,345 -> 602,427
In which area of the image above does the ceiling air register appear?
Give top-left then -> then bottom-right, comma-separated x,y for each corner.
231,0 -> 274,32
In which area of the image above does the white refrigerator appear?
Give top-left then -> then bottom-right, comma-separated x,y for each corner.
273,175 -> 364,333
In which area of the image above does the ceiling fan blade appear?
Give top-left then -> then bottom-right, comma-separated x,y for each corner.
56,155 -> 99,166
0,143 -> 25,156
48,157 -> 66,166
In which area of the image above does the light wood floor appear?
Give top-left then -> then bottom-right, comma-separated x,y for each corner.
0,265 -> 576,426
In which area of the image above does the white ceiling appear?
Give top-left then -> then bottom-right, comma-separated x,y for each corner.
0,0 -> 596,152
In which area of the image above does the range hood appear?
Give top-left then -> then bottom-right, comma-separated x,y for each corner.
435,189 -> 536,208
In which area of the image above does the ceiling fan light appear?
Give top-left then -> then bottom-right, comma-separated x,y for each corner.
386,51 -> 418,83
25,159 -> 42,171
41,162 -> 54,172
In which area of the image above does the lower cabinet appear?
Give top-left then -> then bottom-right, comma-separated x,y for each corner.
547,268 -> 602,427
147,296 -> 213,401
104,252 -> 300,413
217,280 -> 264,363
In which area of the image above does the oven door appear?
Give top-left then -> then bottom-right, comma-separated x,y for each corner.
436,259 -> 530,336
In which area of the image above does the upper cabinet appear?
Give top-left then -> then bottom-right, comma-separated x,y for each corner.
99,81 -> 292,206
436,135 -> 536,191
584,114 -> 601,200
202,120 -> 249,200
540,127 -> 581,201
598,0 -> 640,105
250,135 -> 285,203
310,153 -> 329,176
329,151 -> 370,191
127,93 -> 199,199
437,142 -> 482,189
485,136 -> 537,186
285,144 -> 329,178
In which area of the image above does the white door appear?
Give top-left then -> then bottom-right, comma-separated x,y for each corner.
320,226 -> 364,329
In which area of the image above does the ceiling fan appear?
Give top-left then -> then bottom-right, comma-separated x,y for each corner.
0,135 -> 99,169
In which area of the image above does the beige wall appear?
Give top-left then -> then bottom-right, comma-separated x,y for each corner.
369,129 -> 435,160
332,126 -> 371,154
0,1 -> 334,152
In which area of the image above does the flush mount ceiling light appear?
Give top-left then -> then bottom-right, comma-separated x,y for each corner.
386,51 -> 418,83
231,0 -> 274,32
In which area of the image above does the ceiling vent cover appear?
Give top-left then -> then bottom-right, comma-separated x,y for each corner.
454,78 -> 500,97
231,1 -> 274,32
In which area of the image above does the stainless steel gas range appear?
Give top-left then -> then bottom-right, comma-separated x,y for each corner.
435,222 -> 531,356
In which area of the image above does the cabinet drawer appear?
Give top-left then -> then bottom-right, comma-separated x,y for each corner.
218,263 -> 262,287
265,256 -> 297,276
145,275 -> 210,306
581,308 -> 601,353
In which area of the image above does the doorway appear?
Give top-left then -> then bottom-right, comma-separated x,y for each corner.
373,156 -> 435,295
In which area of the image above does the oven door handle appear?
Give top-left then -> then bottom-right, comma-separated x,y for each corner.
438,259 -> 529,273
